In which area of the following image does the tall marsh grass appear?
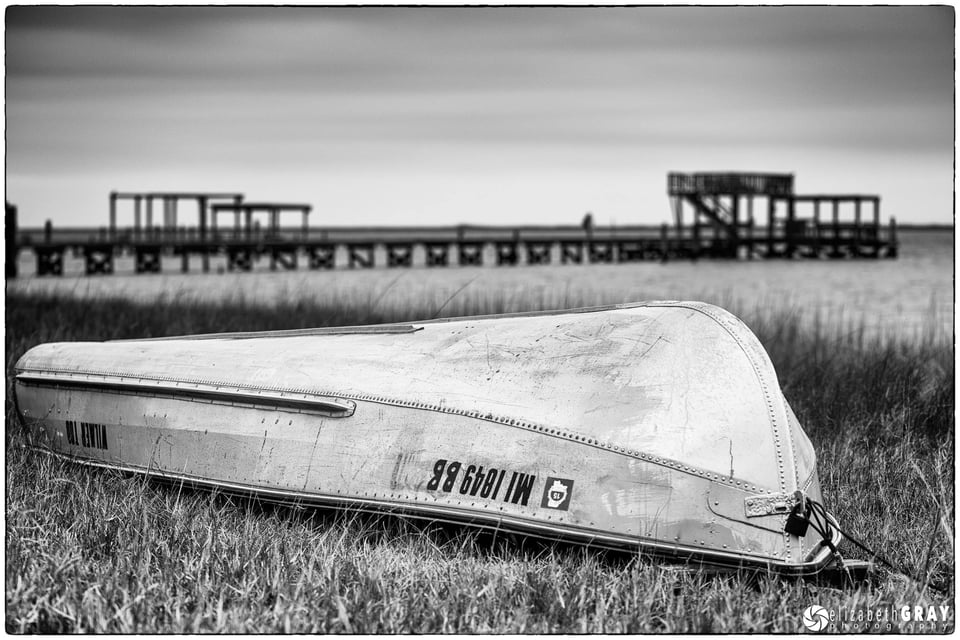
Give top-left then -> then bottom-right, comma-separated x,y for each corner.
5,291 -> 954,633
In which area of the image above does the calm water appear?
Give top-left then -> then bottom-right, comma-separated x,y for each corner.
8,229 -> 953,342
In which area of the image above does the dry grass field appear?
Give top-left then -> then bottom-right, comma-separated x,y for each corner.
5,289 -> 954,633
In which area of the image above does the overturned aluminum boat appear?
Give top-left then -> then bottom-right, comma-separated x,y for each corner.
14,301 -> 840,574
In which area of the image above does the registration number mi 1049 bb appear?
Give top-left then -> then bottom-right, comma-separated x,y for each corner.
426,459 -> 537,507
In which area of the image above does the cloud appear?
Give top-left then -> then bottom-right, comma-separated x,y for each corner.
5,6 -> 954,225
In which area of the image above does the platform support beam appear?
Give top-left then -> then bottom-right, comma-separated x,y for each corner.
525,242 -> 551,265
812,200 -> 821,257
270,246 -> 297,270
348,243 -> 374,269
198,196 -> 210,273
135,245 -> 162,273
307,244 -> 336,269
588,241 -> 614,263
767,197 -> 776,257
853,199 -> 862,256
227,247 -> 254,271
496,242 -> 518,265
84,244 -> 115,275
560,241 -> 583,264
458,242 -> 483,266
36,246 -> 64,276
109,192 -> 117,241
6,203 -> 17,278
386,243 -> 413,267
145,197 -> 154,235
426,243 -> 449,267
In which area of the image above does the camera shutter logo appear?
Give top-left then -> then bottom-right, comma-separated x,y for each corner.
541,477 -> 574,510
802,605 -> 830,632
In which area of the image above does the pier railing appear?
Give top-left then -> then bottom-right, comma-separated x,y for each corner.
10,217 -> 898,277
668,172 -> 794,196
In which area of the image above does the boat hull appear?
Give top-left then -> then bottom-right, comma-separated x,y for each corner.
14,301 -> 840,574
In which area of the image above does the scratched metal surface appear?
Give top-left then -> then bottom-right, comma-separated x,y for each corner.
14,301 -> 836,570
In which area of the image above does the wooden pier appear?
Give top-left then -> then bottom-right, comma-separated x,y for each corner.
6,173 -> 898,277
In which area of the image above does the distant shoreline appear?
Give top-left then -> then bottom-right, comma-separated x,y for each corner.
897,223 -> 954,232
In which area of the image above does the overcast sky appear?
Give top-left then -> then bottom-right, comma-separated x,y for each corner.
6,6 -> 954,228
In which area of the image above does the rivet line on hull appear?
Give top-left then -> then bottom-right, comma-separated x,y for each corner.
18,365 -> 766,493
654,303 -> 802,559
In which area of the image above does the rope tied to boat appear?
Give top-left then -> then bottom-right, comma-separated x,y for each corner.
796,497 -> 947,593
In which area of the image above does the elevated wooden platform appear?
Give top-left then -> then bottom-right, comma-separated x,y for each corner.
668,172 -> 897,259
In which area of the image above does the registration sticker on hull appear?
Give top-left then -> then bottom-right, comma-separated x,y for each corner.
540,477 -> 574,510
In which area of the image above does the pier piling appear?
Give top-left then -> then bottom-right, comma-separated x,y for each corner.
6,203 -> 17,278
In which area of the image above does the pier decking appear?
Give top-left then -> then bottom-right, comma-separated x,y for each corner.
5,173 -> 897,277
